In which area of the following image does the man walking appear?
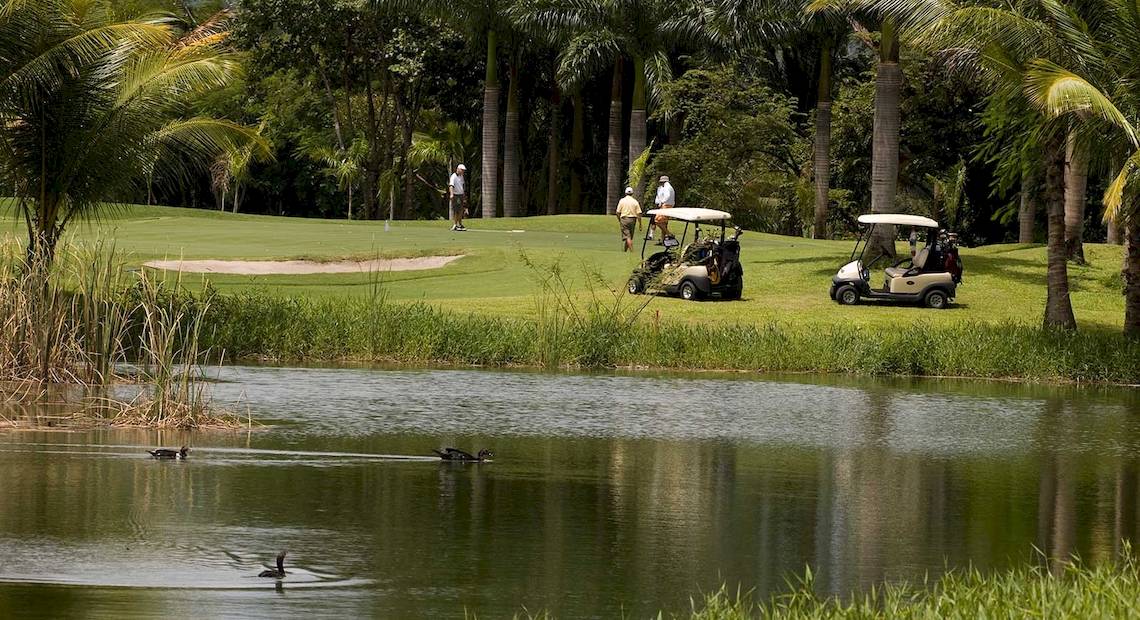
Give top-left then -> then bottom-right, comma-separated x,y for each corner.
616,186 -> 642,252
449,164 -> 468,231
653,175 -> 676,242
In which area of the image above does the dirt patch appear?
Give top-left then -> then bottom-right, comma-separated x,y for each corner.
144,255 -> 464,275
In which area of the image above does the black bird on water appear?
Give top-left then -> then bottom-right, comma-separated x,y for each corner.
433,448 -> 494,462
148,446 -> 189,459
259,552 -> 287,578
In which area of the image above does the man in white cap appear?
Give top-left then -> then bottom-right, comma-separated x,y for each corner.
449,164 -> 468,231
615,186 -> 642,252
653,175 -> 676,242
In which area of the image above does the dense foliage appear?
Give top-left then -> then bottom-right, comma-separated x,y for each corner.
47,0 -> 1122,253
90,0 -> 1021,242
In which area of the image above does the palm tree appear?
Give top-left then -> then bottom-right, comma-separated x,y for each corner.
311,139 -> 367,219
869,17 -> 903,256
503,56 -> 524,217
483,29 -> 503,218
930,0 -> 1140,330
923,1 -> 1082,328
439,0 -> 514,217
1020,167 -> 1039,244
0,2 -> 262,266
808,0 -> 905,255
792,8 -> 849,239
1065,132 -> 1090,261
812,37 -> 836,238
519,0 -> 695,214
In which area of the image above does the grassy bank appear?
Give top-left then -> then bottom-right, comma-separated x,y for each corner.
671,556 -> 1140,618
200,288 -> 1140,383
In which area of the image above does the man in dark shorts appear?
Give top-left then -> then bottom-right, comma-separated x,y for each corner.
449,164 -> 467,231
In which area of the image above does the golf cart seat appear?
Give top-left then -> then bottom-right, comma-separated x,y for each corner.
885,247 -> 930,278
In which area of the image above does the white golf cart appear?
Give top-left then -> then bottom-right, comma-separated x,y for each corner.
830,214 -> 963,309
627,207 -> 744,301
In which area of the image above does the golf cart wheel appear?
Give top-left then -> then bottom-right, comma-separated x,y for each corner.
836,285 -> 859,306
627,277 -> 644,295
679,280 -> 700,301
924,289 -> 948,309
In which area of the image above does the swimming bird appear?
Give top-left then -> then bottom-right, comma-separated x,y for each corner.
433,448 -> 494,462
148,446 -> 189,459
259,551 -> 287,579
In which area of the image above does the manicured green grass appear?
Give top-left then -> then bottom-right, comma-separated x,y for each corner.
0,203 -> 1128,332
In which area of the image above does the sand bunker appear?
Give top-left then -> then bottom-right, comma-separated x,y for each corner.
144,255 -> 463,275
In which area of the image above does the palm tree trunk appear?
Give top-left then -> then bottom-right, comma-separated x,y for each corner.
401,110 -> 415,220
1064,131 -> 1088,262
363,67 -> 381,220
481,30 -> 500,218
606,56 -> 623,215
667,115 -> 682,145
1109,219 -> 1121,245
1044,135 -> 1077,329
869,21 -> 902,258
348,185 -> 353,220
1019,167 -> 1038,243
628,56 -> 647,197
319,65 -> 346,152
1124,213 -> 1140,337
812,42 -> 833,239
546,85 -> 561,216
570,92 -> 584,213
503,62 -> 521,217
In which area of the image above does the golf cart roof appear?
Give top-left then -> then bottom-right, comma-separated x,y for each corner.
645,207 -> 731,222
857,213 -> 939,228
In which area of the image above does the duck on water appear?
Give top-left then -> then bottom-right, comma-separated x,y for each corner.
148,446 -> 189,459
433,448 -> 494,462
259,552 -> 287,578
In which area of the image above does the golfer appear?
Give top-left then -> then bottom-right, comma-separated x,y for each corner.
654,175 -> 676,242
616,186 -> 642,252
449,164 -> 468,231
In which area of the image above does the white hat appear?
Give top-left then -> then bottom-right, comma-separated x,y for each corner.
659,175 -> 669,182
457,164 -> 467,171
624,187 -> 634,195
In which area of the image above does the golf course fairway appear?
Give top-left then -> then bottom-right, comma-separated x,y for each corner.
3,203 -> 1125,331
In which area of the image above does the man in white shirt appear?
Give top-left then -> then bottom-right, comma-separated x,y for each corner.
449,164 -> 467,231
653,175 -> 676,242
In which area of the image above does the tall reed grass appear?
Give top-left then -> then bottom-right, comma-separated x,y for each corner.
0,241 -> 238,428
200,285 -> 1140,384
678,553 -> 1140,618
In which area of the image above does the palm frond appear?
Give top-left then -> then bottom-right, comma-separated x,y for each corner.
557,30 -> 621,89
1023,59 -> 1136,145
2,22 -> 173,93
1104,148 -> 1140,222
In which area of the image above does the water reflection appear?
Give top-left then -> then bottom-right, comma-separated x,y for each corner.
0,368 -> 1137,617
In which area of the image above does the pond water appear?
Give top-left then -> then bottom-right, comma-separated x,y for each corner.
1,367 -> 1139,618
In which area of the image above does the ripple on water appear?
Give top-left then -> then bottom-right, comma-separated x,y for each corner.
0,539 -> 372,590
